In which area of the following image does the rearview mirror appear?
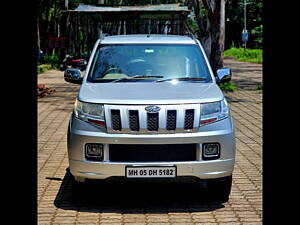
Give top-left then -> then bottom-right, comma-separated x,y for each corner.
216,68 -> 232,83
64,68 -> 83,84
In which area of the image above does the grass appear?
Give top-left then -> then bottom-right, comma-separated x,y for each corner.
257,82 -> 263,90
219,81 -> 238,92
37,64 -> 52,74
37,53 -> 61,74
224,47 -> 262,64
257,82 -> 263,93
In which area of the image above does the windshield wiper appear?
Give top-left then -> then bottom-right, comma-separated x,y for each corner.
111,75 -> 164,83
156,77 -> 207,82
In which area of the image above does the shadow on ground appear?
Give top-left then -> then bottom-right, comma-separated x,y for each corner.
52,169 -> 225,213
231,78 -> 261,91
225,95 -> 251,103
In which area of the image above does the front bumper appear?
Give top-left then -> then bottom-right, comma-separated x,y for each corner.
67,115 -> 236,180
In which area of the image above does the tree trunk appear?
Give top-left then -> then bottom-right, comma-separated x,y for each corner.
201,34 -> 212,60
188,0 -> 211,58
64,0 -> 68,10
37,18 -> 41,52
42,0 -> 51,54
52,0 -> 58,55
201,0 -> 226,71
123,21 -> 126,34
210,0 -> 225,70
118,21 -> 122,35
189,0 -> 226,71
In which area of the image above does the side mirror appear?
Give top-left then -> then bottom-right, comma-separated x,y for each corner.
59,64 -> 66,71
216,68 -> 232,83
64,68 -> 83,84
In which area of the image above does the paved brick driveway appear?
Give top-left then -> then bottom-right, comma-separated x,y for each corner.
38,58 -> 262,225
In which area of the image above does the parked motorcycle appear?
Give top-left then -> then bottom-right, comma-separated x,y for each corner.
59,53 -> 88,71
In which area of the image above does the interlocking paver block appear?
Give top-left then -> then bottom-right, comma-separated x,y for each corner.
38,58 -> 262,225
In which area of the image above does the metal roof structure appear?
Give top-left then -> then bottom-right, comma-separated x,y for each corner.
100,34 -> 195,44
65,3 -> 189,14
61,4 -> 192,54
63,3 -> 190,20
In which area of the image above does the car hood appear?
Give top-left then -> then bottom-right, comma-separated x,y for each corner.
78,81 -> 224,104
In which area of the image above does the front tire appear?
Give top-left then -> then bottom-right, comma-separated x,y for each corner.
206,175 -> 232,202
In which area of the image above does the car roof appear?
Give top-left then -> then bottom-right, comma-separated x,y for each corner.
99,34 -> 197,44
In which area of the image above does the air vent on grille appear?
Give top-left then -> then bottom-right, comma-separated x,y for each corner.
111,110 -> 122,131
167,110 -> 177,130
129,110 -> 139,131
184,109 -> 194,130
147,113 -> 159,131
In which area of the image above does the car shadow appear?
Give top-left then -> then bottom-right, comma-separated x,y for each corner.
225,95 -> 251,103
53,168 -> 225,214
231,79 -> 262,91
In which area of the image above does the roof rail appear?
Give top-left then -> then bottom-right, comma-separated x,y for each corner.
188,33 -> 196,40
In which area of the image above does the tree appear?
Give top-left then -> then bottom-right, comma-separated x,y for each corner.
201,0 -> 226,71
188,0 -> 226,71
225,0 -> 262,49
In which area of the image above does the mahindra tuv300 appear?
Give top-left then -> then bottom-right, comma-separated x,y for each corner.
64,34 -> 236,202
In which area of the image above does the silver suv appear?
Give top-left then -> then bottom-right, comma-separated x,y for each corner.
65,34 -> 236,202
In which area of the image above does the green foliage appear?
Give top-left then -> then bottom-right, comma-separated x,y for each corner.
257,82 -> 263,90
225,0 -> 263,49
37,64 -> 52,74
219,82 -> 238,92
187,18 -> 200,36
37,66 -> 46,74
251,24 -> 263,49
224,47 -> 262,64
44,53 -> 60,69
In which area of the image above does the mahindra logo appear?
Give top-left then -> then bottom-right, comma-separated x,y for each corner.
145,105 -> 161,113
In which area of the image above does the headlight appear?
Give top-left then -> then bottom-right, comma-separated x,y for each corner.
74,99 -> 105,127
200,98 -> 229,126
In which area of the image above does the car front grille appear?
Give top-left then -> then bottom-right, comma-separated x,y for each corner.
105,104 -> 200,134
147,112 -> 159,131
128,110 -> 139,131
111,109 -> 122,131
166,110 -> 177,130
109,144 -> 197,162
184,109 -> 195,130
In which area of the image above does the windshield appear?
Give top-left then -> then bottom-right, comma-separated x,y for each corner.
87,44 -> 212,83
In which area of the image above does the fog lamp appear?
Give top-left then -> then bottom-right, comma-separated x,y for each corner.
202,143 -> 220,160
85,143 -> 103,160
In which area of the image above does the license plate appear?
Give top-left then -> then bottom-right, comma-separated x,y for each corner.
126,166 -> 177,178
